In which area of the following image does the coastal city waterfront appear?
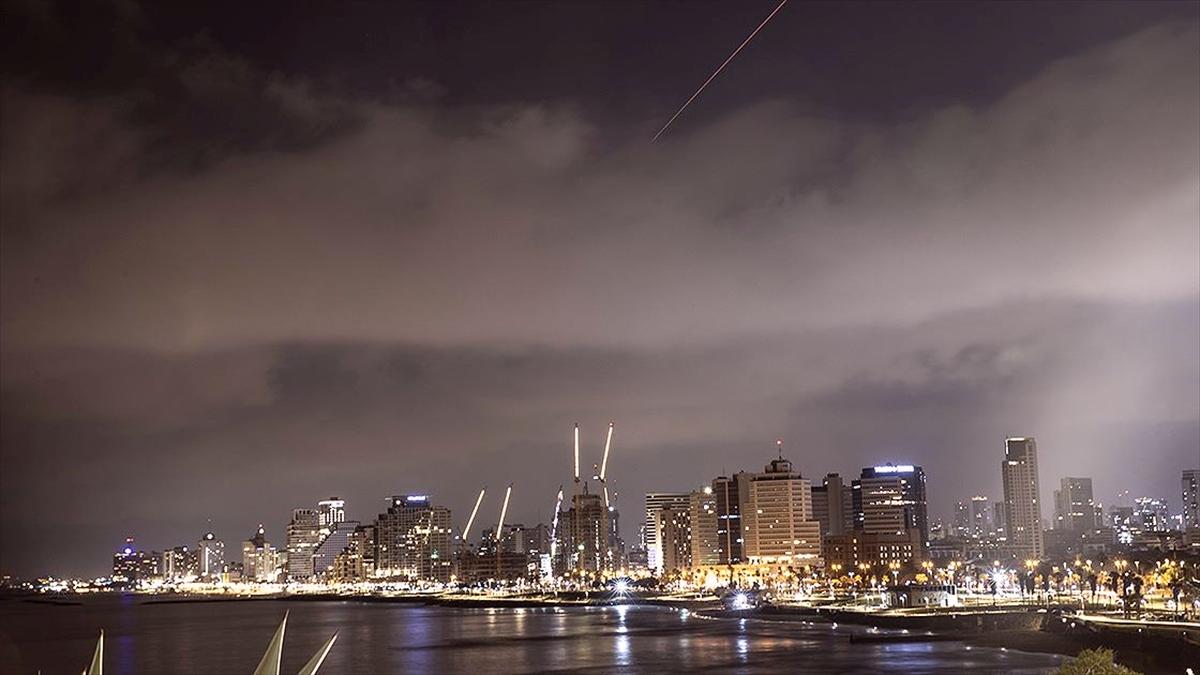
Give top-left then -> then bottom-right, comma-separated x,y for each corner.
4,435 -> 1199,673
4,0 -> 1199,673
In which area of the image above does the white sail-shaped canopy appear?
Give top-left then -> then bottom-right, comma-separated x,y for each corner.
84,629 -> 103,675
252,612 -> 288,675
297,633 -> 338,675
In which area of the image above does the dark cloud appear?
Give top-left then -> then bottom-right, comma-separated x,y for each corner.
1,2 -> 1197,575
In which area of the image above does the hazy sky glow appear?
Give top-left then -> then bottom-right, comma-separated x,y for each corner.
2,1 -> 1198,576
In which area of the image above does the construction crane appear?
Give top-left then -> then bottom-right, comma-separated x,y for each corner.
599,422 -> 614,507
496,484 -> 513,541
548,485 -> 564,560
461,487 -> 486,546
573,423 -> 581,485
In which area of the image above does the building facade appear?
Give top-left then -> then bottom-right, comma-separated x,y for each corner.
1053,477 -> 1096,531
853,464 -> 929,543
1001,437 -> 1044,559
196,531 -> 225,581
242,524 -> 278,583
742,454 -> 822,567
689,487 -> 720,568
644,492 -> 692,572
375,495 -> 454,582
286,508 -> 321,581
1183,470 -> 1199,531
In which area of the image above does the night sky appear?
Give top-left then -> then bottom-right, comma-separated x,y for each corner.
2,1 -> 1197,577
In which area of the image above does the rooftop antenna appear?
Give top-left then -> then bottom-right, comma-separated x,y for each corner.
777,438 -> 784,460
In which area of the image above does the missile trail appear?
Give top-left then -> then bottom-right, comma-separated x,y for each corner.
651,0 -> 788,143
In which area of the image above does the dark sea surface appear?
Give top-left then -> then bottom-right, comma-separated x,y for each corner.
0,596 -> 1068,674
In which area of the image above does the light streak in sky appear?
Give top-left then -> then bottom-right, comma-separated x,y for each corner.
651,0 -> 789,143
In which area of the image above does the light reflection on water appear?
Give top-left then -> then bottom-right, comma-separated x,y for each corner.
0,598 -> 1065,674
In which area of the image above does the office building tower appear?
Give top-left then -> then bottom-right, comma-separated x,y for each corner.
644,492 -> 692,572
969,496 -> 990,537
853,464 -> 929,543
1053,477 -> 1096,531
953,501 -> 970,537
689,486 -> 720,568
712,473 -> 748,564
1133,497 -> 1170,533
197,531 -> 225,581
741,449 -> 822,567
559,486 -> 614,573
1001,437 -> 1044,559
312,520 -> 361,577
811,473 -> 851,537
161,546 -> 197,582
331,524 -> 376,583
992,502 -> 1008,538
242,524 -> 278,583
1184,470 -> 1200,531
112,537 -> 161,584
317,498 -> 347,528
375,495 -> 453,582
286,508 -> 322,581
655,507 -> 692,572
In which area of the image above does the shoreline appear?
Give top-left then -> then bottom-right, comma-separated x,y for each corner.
9,591 -> 1196,673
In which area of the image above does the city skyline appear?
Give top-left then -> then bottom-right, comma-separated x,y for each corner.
96,437 -> 1198,582
3,1 -> 1198,579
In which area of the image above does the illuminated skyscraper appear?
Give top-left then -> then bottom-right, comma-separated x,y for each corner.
688,486 -> 720,568
742,450 -> 821,567
286,508 -> 321,581
317,498 -> 346,528
711,473 -> 748,564
1001,437 -> 1044,559
970,496 -> 990,537
242,524 -> 278,583
1184,470 -> 1200,531
196,531 -> 225,581
644,492 -> 691,572
852,464 -> 928,542
1052,477 -> 1096,531
811,473 -> 851,537
374,495 -> 453,582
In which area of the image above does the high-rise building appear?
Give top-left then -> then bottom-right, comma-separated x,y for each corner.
853,464 -> 928,543
196,531 -> 225,581
375,495 -> 454,582
317,498 -> 347,528
331,524 -> 376,582
655,507 -> 692,572
741,450 -> 822,567
992,502 -> 1008,538
953,501 -> 970,537
560,486 -> 612,573
160,545 -> 197,582
312,520 -> 361,577
811,473 -> 851,537
286,508 -> 321,581
242,524 -> 278,583
969,496 -> 990,537
712,473 -> 747,564
689,486 -> 720,568
1132,497 -> 1170,533
644,492 -> 691,572
1183,470 -> 1200,531
112,537 -> 161,584
1053,477 -> 1096,531
1001,437 -> 1044,559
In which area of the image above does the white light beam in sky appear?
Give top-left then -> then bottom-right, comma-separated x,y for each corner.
651,0 -> 789,143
